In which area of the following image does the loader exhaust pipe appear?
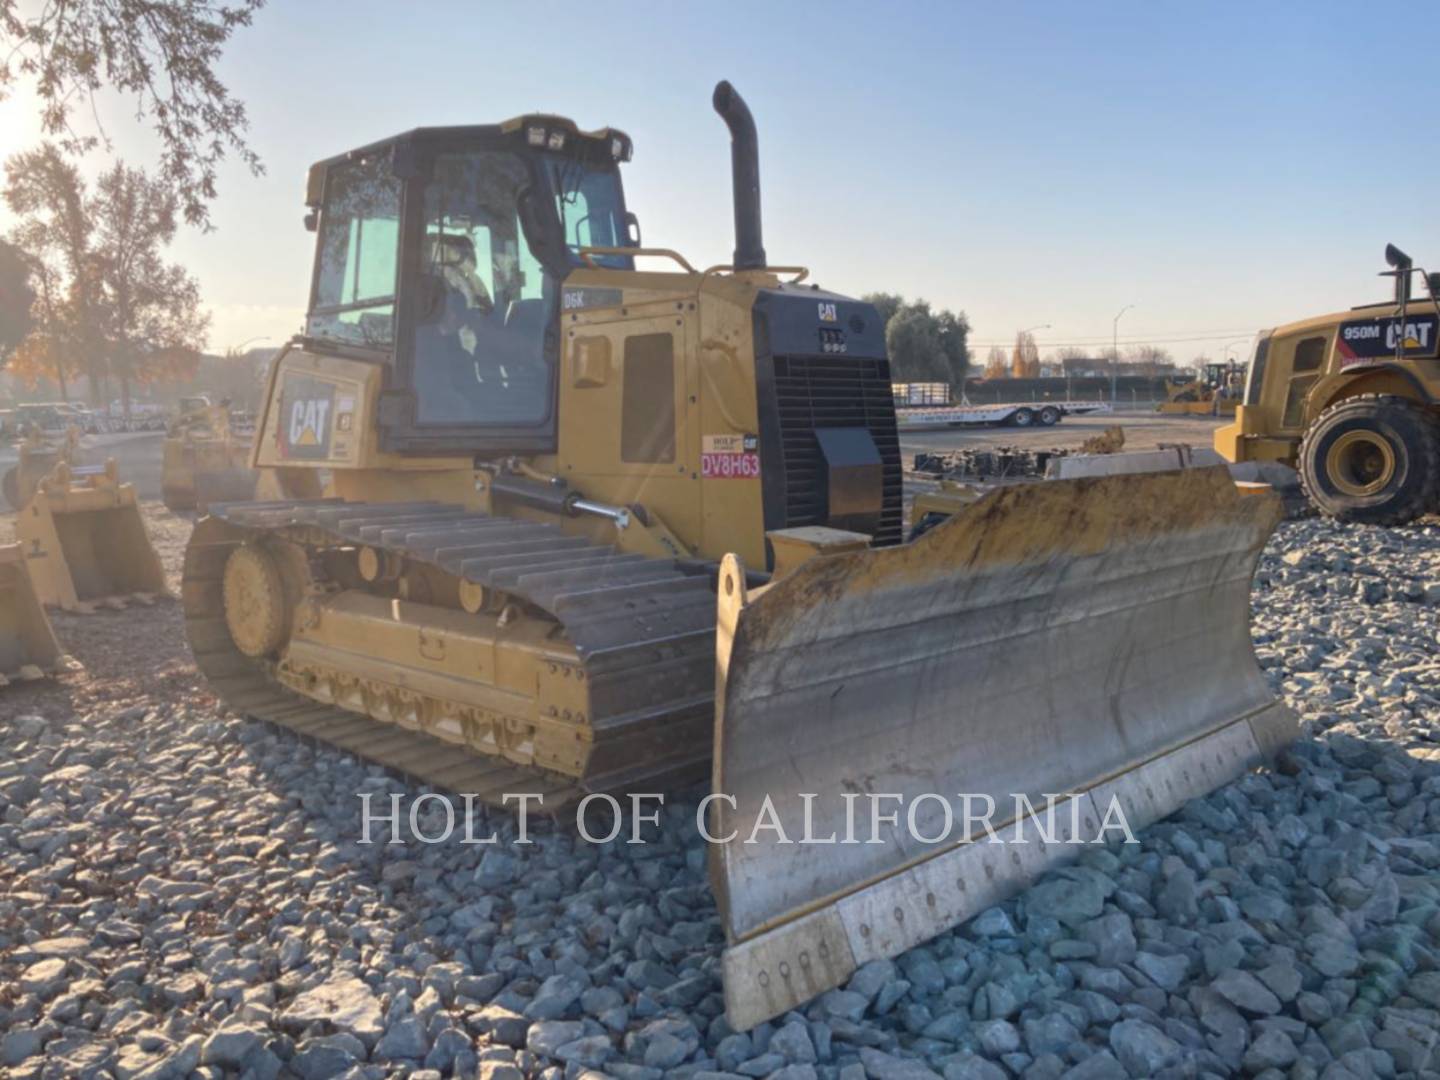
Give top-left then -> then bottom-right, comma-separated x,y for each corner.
712,81 -> 767,271
1386,243 -> 1413,306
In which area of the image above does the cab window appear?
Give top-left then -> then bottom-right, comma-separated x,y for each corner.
1282,336 -> 1328,427
309,155 -> 401,346
411,151 -> 555,426
1293,336 -> 1326,373
547,159 -> 628,268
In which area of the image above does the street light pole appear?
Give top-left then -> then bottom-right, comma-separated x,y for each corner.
1220,337 -> 1250,364
1111,304 -> 1135,402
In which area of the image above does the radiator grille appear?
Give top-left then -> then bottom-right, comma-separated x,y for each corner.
770,355 -> 903,546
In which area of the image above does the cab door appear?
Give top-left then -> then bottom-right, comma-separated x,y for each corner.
1276,334 -> 1330,431
556,311 -> 697,546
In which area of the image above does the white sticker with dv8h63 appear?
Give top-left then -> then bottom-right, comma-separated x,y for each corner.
701,434 -> 760,479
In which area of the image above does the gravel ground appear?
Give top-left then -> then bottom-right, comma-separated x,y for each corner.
3,509 -> 1440,1080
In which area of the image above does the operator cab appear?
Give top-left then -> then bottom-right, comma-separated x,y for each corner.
301,118 -> 637,453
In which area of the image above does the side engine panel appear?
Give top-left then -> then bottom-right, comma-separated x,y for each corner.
254,349 -> 381,470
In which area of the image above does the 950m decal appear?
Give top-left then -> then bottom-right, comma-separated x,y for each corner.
1337,313 -> 1440,366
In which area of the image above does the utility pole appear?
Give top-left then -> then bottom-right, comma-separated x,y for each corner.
1111,304 -> 1134,402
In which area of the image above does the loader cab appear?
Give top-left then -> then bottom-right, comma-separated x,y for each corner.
301,119 -> 636,455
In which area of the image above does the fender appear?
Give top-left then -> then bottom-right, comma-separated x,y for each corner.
1313,363 -> 1436,413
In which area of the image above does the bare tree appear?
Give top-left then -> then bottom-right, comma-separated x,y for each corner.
0,238 -> 34,363
1011,330 -> 1039,378
982,344 -> 1007,379
4,149 -> 207,406
4,143 -> 104,395
1121,344 -> 1175,376
90,160 -> 208,411
4,256 -> 79,398
0,0 -> 265,227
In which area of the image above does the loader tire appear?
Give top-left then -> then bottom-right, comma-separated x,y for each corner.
1299,395 -> 1440,525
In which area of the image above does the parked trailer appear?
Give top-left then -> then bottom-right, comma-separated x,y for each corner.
896,400 -> 1112,430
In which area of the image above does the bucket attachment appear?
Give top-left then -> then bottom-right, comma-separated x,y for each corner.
711,467 -> 1294,1030
17,460 -> 168,612
2,446 -> 60,511
162,437 -> 256,512
0,544 -> 66,685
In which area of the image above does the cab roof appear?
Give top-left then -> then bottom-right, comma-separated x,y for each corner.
304,115 -> 633,207
1272,298 -> 1440,339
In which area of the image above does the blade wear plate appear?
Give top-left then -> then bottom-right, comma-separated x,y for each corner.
0,544 -> 64,681
710,466 -> 1294,1029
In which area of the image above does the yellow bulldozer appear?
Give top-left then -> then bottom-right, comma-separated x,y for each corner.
184,82 -> 1293,1029
1216,244 -> 1440,524
0,544 -> 67,685
1156,361 -> 1242,415
161,396 -> 258,512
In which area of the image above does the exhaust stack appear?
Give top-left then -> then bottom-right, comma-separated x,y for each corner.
712,81 -> 767,271
1386,243 -> 1413,306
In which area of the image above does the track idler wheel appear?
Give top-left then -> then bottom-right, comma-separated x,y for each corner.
223,544 -> 292,658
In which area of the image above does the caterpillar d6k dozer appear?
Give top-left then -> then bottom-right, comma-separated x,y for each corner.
0,544 -> 65,685
162,400 -> 258,512
19,459 -> 168,612
183,81 -> 1294,1028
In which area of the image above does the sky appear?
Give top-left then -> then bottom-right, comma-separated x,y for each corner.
2,0 -> 1436,363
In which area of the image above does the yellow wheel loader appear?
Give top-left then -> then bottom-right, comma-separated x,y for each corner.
1156,362 -> 1241,416
1216,244 -> 1440,524
18,458 -> 168,612
0,544 -> 68,686
184,82 -> 1293,1029
162,398 -> 258,512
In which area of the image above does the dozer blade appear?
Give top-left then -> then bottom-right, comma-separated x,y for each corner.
0,544 -> 64,684
17,468 -> 168,612
192,467 -> 259,513
3,448 -> 58,511
164,438 -> 254,511
710,467 -> 1294,1029
160,439 -> 199,511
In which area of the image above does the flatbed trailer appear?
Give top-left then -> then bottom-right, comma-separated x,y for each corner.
896,400 -> 1112,431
